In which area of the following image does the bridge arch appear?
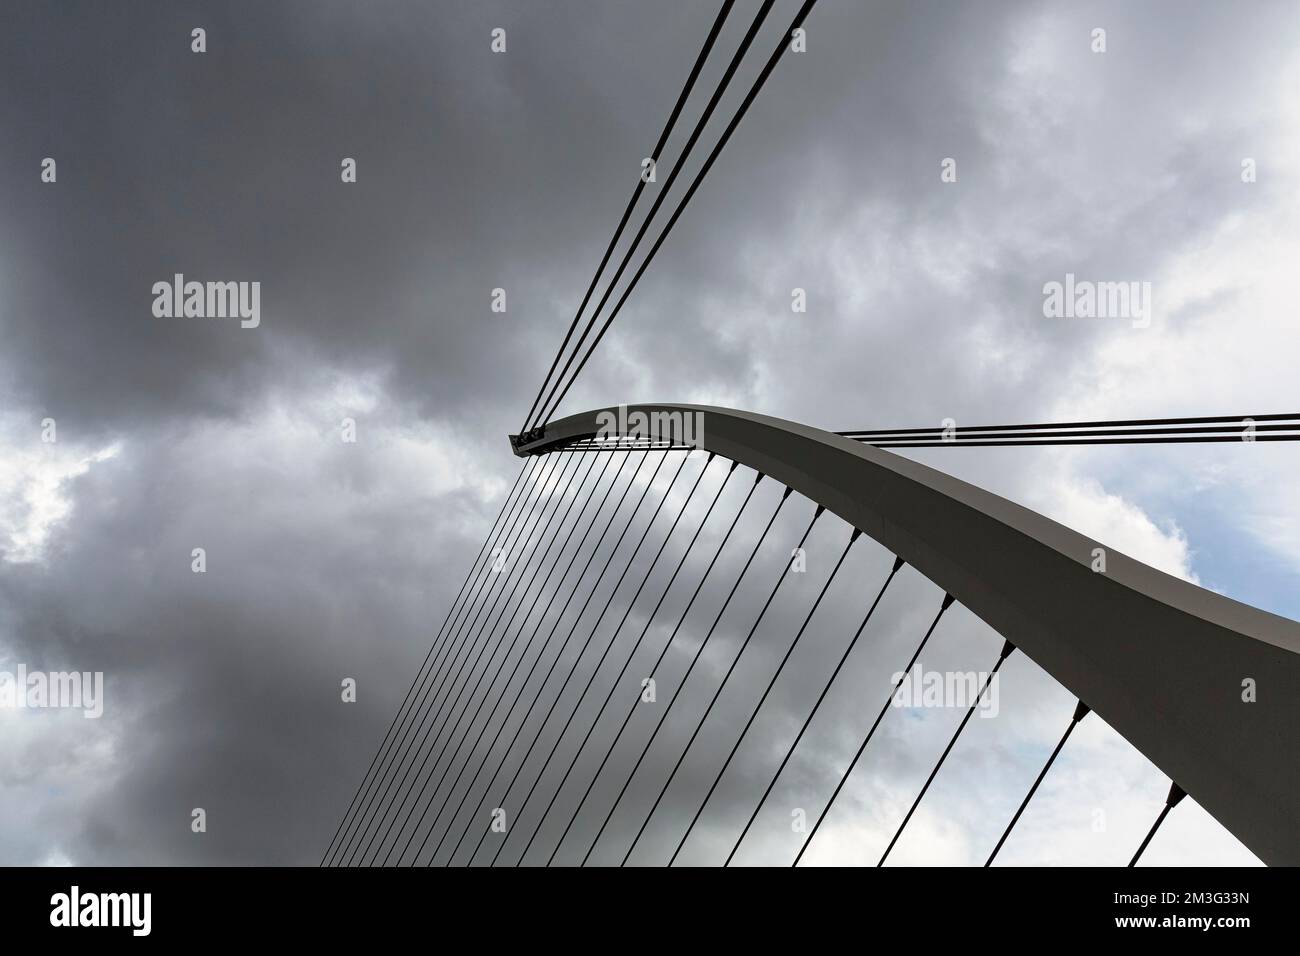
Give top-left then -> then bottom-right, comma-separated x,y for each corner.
514,403 -> 1300,865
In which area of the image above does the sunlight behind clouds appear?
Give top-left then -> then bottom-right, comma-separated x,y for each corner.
0,421 -> 120,565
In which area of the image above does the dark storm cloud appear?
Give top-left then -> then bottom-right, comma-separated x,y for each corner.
0,0 -> 731,439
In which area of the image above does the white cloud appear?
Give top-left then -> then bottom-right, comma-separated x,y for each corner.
1028,466 -> 1199,582
0,418 -> 120,565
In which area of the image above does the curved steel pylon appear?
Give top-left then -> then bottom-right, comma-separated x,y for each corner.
512,403 -> 1300,866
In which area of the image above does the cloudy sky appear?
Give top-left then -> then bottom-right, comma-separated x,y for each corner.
2,0 -> 1297,866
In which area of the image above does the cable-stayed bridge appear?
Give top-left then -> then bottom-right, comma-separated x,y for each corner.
322,405 -> 1300,867
324,0 -> 1300,867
